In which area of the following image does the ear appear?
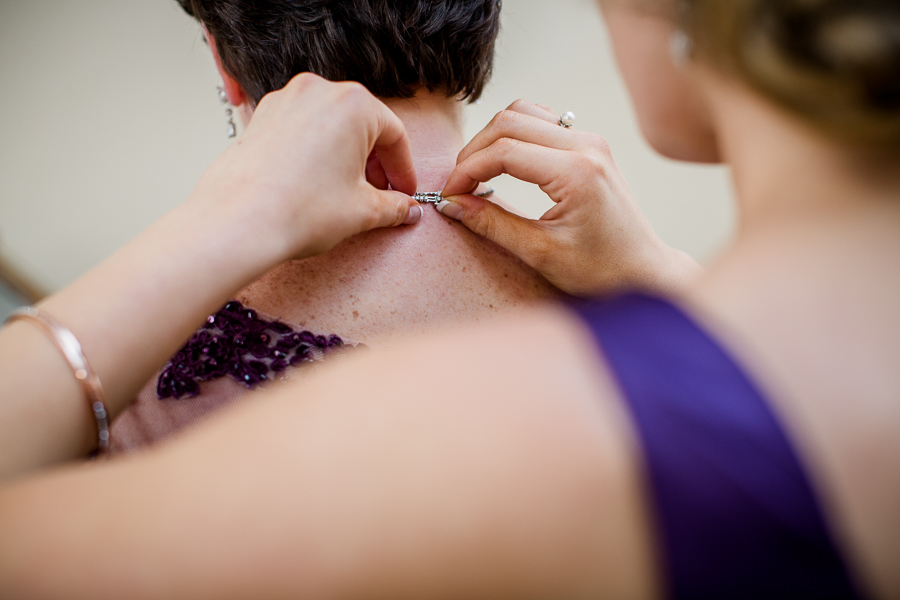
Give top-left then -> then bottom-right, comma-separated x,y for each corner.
203,27 -> 248,107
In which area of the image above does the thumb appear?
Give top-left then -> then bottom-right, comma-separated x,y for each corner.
437,194 -> 552,268
360,189 -> 423,233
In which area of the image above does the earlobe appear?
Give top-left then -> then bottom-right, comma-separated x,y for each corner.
203,27 -> 248,107
220,75 -> 247,108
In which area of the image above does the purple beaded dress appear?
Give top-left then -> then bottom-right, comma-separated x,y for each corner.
109,301 -> 358,454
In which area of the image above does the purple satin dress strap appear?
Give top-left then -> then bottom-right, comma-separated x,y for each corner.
570,293 -> 862,599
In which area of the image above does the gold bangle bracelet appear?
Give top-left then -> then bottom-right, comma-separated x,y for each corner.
5,307 -> 110,453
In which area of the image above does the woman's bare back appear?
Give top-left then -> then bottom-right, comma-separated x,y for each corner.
108,196 -> 556,452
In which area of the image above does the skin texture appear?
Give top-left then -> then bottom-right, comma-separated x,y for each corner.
0,1 -> 898,598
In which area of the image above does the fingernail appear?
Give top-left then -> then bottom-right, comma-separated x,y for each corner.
403,204 -> 424,225
436,199 -> 464,221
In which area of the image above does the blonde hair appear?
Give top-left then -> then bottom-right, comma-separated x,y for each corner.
686,0 -> 900,148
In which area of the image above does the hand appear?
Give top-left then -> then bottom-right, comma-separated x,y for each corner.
440,100 -> 700,296
190,73 -> 421,262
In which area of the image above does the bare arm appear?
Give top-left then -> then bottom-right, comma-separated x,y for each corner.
0,307 -> 661,599
0,202 -> 279,478
0,74 -> 420,482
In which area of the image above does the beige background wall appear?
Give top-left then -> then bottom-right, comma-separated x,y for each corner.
0,0 -> 735,293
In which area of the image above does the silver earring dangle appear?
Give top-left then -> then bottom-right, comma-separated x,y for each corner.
669,29 -> 693,66
218,86 -> 237,139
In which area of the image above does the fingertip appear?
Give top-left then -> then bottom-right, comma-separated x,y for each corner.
435,199 -> 465,221
403,203 -> 424,225
444,192 -> 489,212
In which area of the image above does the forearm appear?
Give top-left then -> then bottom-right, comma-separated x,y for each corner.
0,195 -> 284,480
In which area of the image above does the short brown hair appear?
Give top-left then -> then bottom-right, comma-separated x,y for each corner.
686,0 -> 900,148
176,0 -> 501,106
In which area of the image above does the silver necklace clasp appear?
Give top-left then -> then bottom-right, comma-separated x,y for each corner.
413,192 -> 443,204
413,188 -> 494,205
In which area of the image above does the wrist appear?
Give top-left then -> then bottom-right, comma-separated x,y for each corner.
603,238 -> 702,298
647,242 -> 703,295
178,184 -> 292,281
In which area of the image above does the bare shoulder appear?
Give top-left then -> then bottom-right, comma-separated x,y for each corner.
688,230 -> 900,598
0,306 -> 661,599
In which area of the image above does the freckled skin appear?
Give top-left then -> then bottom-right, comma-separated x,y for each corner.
238,201 -> 558,346
235,93 -> 558,346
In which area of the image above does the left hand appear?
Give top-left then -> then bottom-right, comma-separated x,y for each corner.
189,73 -> 422,262
439,100 -> 700,296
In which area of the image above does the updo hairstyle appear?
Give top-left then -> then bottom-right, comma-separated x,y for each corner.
176,0 -> 501,105
685,0 -> 900,148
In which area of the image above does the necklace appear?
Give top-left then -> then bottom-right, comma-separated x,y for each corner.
413,188 -> 495,205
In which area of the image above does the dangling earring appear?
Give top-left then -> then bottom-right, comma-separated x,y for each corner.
218,86 -> 237,139
669,29 -> 693,67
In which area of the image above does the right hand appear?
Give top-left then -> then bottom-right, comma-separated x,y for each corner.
440,100 -> 700,296
189,73 -> 422,263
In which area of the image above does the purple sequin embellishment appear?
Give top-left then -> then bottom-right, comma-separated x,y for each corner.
157,301 -> 349,399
